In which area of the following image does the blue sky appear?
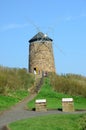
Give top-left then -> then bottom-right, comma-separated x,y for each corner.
0,0 -> 86,76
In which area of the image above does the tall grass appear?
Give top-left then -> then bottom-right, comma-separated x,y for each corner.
49,73 -> 86,97
0,66 -> 34,95
0,66 -> 35,110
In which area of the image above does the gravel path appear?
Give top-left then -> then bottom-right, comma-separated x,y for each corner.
0,93 -> 86,130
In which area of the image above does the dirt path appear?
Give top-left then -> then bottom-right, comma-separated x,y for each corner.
0,93 -> 86,130
0,93 -> 37,130
0,93 -> 62,130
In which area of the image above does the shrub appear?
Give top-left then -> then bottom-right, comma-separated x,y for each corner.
0,66 -> 34,95
49,73 -> 86,97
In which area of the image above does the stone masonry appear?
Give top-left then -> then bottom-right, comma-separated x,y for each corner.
28,32 -> 55,74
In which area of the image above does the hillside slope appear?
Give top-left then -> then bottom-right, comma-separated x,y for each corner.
0,66 -> 35,110
28,77 -> 86,110
49,73 -> 86,97
0,66 -> 34,95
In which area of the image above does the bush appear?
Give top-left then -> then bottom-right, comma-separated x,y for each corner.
49,73 -> 86,97
0,66 -> 34,95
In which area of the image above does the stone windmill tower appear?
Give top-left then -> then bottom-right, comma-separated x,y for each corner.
28,32 -> 55,74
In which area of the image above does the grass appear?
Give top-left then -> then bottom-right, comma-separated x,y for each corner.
49,73 -> 86,98
9,114 -> 86,130
0,90 -> 28,111
5,75 -> 86,130
0,66 -> 35,111
0,66 -> 34,95
28,77 -> 86,110
0,68 -> 86,129
0,95 -> 18,111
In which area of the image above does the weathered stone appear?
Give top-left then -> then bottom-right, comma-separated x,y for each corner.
62,98 -> 74,112
35,99 -> 47,112
28,32 -> 55,74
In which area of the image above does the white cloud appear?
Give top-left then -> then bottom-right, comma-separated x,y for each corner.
80,13 -> 86,17
1,23 -> 29,31
65,16 -> 72,21
64,13 -> 86,22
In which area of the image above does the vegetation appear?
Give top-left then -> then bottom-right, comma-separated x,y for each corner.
0,90 -> 28,111
9,75 -> 86,130
28,77 -> 86,110
0,66 -> 34,95
49,73 -> 86,98
0,66 -> 35,110
9,114 -> 86,130
0,68 -> 85,129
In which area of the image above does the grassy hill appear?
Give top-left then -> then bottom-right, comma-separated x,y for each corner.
0,67 -> 86,129
49,73 -> 86,98
0,66 -> 34,110
0,66 -> 86,111
9,75 -> 86,130
28,76 -> 86,110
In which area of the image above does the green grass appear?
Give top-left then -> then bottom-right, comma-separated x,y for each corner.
28,78 -> 86,110
8,77 -> 86,130
0,95 -> 18,111
73,96 -> 86,110
9,114 -> 86,130
0,66 -> 34,111
0,90 -> 28,111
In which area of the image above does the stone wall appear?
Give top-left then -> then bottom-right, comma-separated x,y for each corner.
29,41 -> 55,74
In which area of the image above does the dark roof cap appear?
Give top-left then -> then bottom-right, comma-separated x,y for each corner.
29,32 -> 53,43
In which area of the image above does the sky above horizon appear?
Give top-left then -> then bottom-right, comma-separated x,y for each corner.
0,0 -> 86,76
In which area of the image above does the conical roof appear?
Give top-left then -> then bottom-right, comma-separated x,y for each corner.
29,32 -> 53,43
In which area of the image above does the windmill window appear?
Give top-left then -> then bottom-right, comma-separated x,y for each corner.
34,68 -> 37,75
34,68 -> 36,71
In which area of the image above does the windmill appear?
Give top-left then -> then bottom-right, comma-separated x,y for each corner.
28,20 -> 64,75
28,31 -> 56,75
